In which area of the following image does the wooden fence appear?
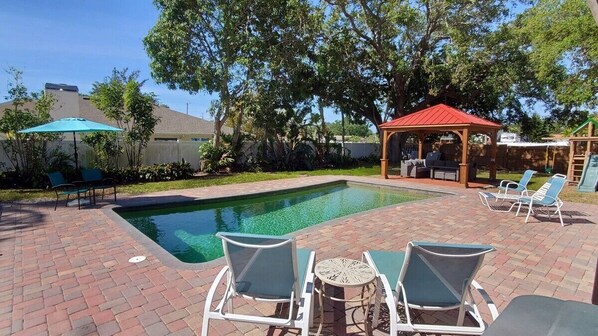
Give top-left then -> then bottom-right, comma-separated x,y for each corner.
403,143 -> 570,174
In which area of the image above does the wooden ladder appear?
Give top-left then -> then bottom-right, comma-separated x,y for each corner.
569,155 -> 587,185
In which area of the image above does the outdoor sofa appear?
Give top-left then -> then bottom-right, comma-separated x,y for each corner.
428,160 -> 477,182
400,151 -> 442,178
401,151 -> 476,181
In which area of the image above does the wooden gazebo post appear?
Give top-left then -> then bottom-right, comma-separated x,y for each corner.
381,129 -> 389,178
489,130 -> 498,181
417,131 -> 425,159
460,128 -> 469,187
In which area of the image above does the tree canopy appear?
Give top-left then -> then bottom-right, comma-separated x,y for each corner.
326,121 -> 372,137
517,0 -> 598,109
144,0 -> 319,150
145,0 -> 598,149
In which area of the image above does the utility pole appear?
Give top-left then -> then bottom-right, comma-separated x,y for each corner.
186,102 -> 189,115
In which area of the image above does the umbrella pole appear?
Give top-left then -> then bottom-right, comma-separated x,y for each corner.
73,131 -> 79,172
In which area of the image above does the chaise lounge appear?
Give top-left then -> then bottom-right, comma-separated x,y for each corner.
363,241 -> 498,335
202,232 -> 315,336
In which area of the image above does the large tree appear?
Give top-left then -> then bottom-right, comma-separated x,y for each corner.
90,69 -> 159,168
145,0 -> 319,150
317,0 -> 536,131
145,0 -> 248,149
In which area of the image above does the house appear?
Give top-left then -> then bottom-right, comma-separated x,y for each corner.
0,83 -> 231,141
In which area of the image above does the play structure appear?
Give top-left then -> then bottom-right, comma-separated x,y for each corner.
567,118 -> 598,191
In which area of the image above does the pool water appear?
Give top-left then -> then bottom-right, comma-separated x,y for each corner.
117,183 -> 431,263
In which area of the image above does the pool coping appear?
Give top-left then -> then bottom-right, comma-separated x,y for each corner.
102,177 -> 456,270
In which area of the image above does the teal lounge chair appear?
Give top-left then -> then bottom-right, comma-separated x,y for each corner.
515,174 -> 567,226
498,169 -> 536,196
47,172 -> 90,210
202,233 -> 315,336
363,241 -> 498,335
81,168 -> 117,202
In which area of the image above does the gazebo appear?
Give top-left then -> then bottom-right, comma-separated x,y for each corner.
379,104 -> 502,187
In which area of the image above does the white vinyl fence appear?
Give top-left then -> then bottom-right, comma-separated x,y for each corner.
343,143 -> 380,158
0,140 -> 381,172
0,140 -> 206,171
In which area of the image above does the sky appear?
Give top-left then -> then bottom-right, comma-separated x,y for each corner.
0,1 -> 340,122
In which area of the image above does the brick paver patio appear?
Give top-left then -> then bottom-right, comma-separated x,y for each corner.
2,175 -> 597,335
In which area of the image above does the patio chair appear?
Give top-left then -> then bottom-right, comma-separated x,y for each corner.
497,169 -> 536,196
479,173 -> 567,215
515,174 -> 568,226
201,232 -> 316,336
81,168 -> 117,202
363,241 -> 498,335
47,172 -> 90,210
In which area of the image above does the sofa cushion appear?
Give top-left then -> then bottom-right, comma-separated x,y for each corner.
426,151 -> 442,160
426,160 -> 441,167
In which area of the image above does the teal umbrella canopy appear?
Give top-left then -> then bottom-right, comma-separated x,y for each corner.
18,118 -> 122,171
18,117 -> 121,133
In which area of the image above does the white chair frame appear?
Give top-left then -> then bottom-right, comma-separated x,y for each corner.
514,174 -> 567,226
201,235 -> 315,336
363,242 -> 498,335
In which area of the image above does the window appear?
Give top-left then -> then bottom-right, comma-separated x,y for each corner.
191,137 -> 210,142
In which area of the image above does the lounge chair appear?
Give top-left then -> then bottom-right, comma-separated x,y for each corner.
81,168 -> 117,202
479,173 -> 565,213
363,241 -> 498,335
478,191 -> 522,212
47,172 -> 90,210
515,174 -> 567,226
201,232 -> 315,336
497,169 -> 536,196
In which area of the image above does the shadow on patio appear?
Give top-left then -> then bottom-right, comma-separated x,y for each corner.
0,202 -> 47,242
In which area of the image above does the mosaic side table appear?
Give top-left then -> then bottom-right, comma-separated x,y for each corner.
314,258 -> 376,335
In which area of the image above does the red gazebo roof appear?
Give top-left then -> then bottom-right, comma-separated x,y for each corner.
380,104 -> 501,129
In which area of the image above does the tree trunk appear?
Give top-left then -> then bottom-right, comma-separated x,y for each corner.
231,107 -> 244,152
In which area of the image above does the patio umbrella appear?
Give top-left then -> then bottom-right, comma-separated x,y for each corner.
18,117 -> 122,171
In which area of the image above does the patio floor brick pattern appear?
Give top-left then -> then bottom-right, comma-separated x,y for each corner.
1,176 -> 598,335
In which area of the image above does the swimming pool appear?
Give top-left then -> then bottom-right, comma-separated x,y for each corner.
116,182 -> 433,263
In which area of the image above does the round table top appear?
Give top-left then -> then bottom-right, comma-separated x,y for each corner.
315,258 -> 376,288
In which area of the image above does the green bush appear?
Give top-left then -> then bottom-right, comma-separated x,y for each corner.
109,160 -> 194,183
199,141 -> 234,173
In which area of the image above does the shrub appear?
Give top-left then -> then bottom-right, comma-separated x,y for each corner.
199,141 -> 234,173
108,160 -> 194,183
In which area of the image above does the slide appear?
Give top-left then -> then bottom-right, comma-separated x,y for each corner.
578,154 -> 598,192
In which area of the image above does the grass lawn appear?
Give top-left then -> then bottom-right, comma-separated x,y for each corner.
0,165 -> 380,202
2,165 -> 598,205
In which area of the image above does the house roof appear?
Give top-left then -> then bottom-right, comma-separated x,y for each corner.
380,104 -> 501,129
78,96 -> 229,135
0,96 -> 231,136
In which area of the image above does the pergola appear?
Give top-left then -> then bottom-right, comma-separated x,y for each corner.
379,104 -> 502,187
